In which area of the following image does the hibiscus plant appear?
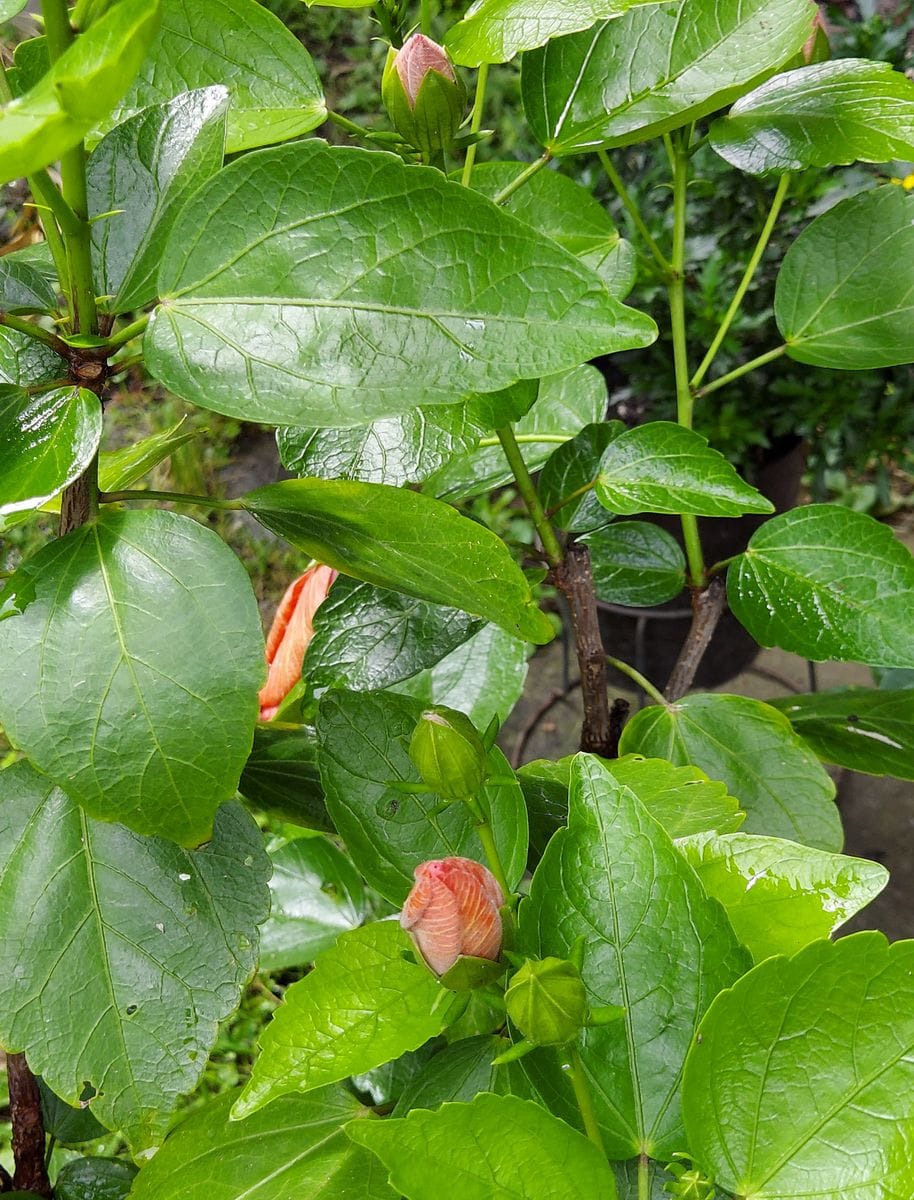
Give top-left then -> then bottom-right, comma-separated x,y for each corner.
2,0 -> 914,1198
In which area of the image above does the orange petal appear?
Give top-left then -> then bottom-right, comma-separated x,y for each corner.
258,565 -> 337,717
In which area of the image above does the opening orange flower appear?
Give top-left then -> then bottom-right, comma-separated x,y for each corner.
258,565 -> 337,720
401,857 -> 504,976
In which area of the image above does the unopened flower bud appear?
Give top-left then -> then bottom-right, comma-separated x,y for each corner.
409,705 -> 488,800
258,564 -> 337,720
401,857 -> 504,976
505,957 -> 589,1047
382,33 -> 466,161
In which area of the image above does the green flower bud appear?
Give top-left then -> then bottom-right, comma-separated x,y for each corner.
408,705 -> 488,800
505,957 -> 589,1047
382,34 -> 467,162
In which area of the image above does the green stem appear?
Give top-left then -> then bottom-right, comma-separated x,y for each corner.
606,655 -> 668,706
496,426 -> 563,568
106,312 -> 149,350
638,1154 -> 651,1200
327,110 -> 373,141
690,173 -> 791,391
372,1 -> 400,45
598,149 -> 671,275
544,477 -> 596,520
693,344 -> 788,399
460,62 -> 489,187
420,0 -> 432,35
491,152 -> 552,206
27,169 -> 80,236
0,312 -> 65,350
565,1045 -> 605,1155
463,793 -> 510,897
477,433 -> 570,448
100,490 -> 243,510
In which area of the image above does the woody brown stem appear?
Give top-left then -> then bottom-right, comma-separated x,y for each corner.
555,543 -> 613,755
664,577 -> 727,702
7,1053 -> 52,1196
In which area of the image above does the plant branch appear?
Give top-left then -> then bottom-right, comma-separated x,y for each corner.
664,575 -> 727,701
638,1154 -> 651,1200
555,543 -> 613,756
0,312 -> 68,354
327,109 -> 374,142
495,426 -> 563,567
7,1054 -> 52,1197
693,344 -> 788,399
100,489 -> 243,510
477,433 -> 570,448
563,1045 -> 605,1155
460,62 -> 489,187
606,655 -> 668,707
598,149 -> 671,275
690,173 -> 791,391
105,312 -> 149,350
491,152 -> 553,206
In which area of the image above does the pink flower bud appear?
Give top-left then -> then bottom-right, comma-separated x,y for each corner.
393,33 -> 456,107
400,857 -> 504,976
258,565 -> 337,720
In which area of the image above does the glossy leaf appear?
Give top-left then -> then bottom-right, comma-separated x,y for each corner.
711,59 -> 914,175
349,1093 -> 619,1199
88,87 -> 228,312
0,1 -> 27,20
130,1086 -> 395,1200
97,419 -> 199,493
595,421 -> 773,517
0,325 -> 65,386
683,933 -> 914,1199
0,255 -> 57,311
678,831 -> 887,961
620,693 -> 842,850
101,0 -> 325,154
316,689 -> 528,903
0,508 -> 264,845
771,688 -> 914,780
582,520 -> 685,605
517,755 -> 749,1159
776,186 -> 914,369
728,504 -> 914,666
393,1036 -> 519,1114
0,762 -> 270,1155
304,577 -> 483,695
538,421 -> 624,532
522,0 -> 818,155
243,478 -> 553,645
0,385 -> 102,517
233,920 -> 450,1118
260,834 -> 367,971
0,0 -> 160,185
237,725 -> 332,831
146,142 -> 656,428
54,1158 -> 137,1200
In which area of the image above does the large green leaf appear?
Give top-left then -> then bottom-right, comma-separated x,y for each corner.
711,59 -> 914,175
728,504 -> 914,666
393,1036 -> 520,1115
0,255 -> 57,311
521,0 -> 817,156
771,688 -> 914,780
620,694 -> 841,850
0,763 -> 270,1157
0,0 -> 161,185
304,577 -> 483,695
146,142 -> 656,428
582,520 -> 686,605
677,831 -> 887,962
130,1086 -> 395,1200
538,421 -> 624,533
594,421 -> 773,517
237,724 -> 332,831
242,478 -> 553,645
776,186 -> 914,369
316,689 -> 528,903
0,386 -> 102,517
517,755 -> 749,1159
100,0 -> 325,154
0,325 -> 65,386
0,508 -> 264,845
682,933 -> 914,1199
349,1094 -> 619,1199
88,87 -> 227,312
233,920 -> 450,1118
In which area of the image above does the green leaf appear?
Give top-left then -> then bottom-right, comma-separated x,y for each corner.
393,622 -> 528,730
619,693 -> 842,850
538,421 -> 624,532
0,508 -> 264,845
682,933 -> 914,1199
233,920 -> 451,1118
522,0 -> 818,156
304,577 -> 483,695
0,385 -> 102,517
316,689 -> 528,903
776,185 -> 914,369
146,142 -> 656,428
97,418 -> 200,493
728,504 -> 914,666
771,688 -> 914,780
0,255 -> 57,311
8,35 -> 49,97
38,1080 -> 107,1146
260,834 -> 367,971
677,831 -> 887,962
0,762 -> 270,1156
129,1086 -> 396,1200
0,0 -> 161,186
711,59 -> 914,175
348,1093 -> 620,1199
243,478 -> 553,645
0,325 -> 65,386
53,1157 -> 137,1200
582,520 -> 685,606
0,1 -> 27,21
88,87 -> 228,312
237,724 -> 332,831
393,1036 -> 520,1114
594,421 -> 773,517
464,163 -> 636,298
101,0 -> 325,154
517,755 -> 749,1159
426,365 -> 607,501
446,0 -> 665,66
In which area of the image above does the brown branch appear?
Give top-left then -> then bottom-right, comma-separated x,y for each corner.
554,543 -> 613,755
7,1053 -> 51,1196
664,576 -> 727,702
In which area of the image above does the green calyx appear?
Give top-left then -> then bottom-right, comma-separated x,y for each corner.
382,39 -> 467,163
505,956 -> 589,1048
408,704 -> 489,800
